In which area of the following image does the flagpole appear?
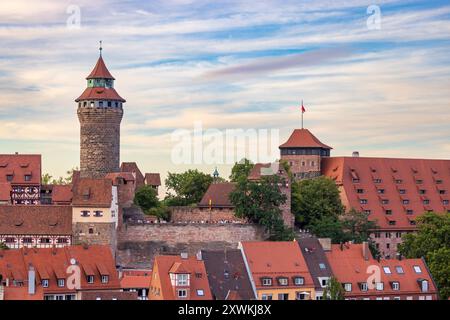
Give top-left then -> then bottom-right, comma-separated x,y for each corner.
301,99 -> 304,129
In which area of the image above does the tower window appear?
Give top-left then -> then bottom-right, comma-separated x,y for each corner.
115,102 -> 118,108
107,101 -> 112,107
90,101 -> 95,108
83,101 -> 87,107
99,101 -> 104,108
311,161 -> 315,166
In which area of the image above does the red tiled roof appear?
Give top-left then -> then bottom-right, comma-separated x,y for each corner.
105,172 -> 136,185
0,205 -> 72,235
72,178 -> 112,207
3,286 -> 44,300
198,183 -> 235,208
326,243 -> 438,297
75,87 -> 125,102
51,185 -> 73,204
151,255 -> 212,300
247,162 -> 289,181
121,162 -> 145,189
144,173 -> 161,186
279,128 -> 332,149
0,154 -> 41,185
86,56 -> 115,80
0,245 -> 120,295
81,291 -> 138,300
240,241 -> 314,289
321,156 -> 450,230
0,182 -> 11,201
120,274 -> 152,289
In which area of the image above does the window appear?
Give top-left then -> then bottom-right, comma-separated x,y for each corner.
40,238 -> 51,244
42,279 -> 49,288
22,238 -> 33,244
399,189 -> 406,194
385,209 -> 392,215
402,199 -> 410,205
301,161 -> 306,167
57,279 -> 65,287
93,210 -> 103,217
344,283 -> 352,292
439,190 -> 446,195
381,199 -> 389,205
262,278 -> 272,286
423,199 -> 430,205
419,189 -> 426,195
6,174 -> 13,182
385,232 -> 391,238
197,289 -> 204,296
376,282 -> 384,291
81,210 -> 90,217
57,238 -> 68,244
386,243 -> 390,249
176,274 -> 189,286
278,277 -> 288,286
24,175 -> 31,181
374,232 -> 381,238
319,263 -> 326,270
352,178 -> 360,183
278,293 -> 289,300
443,200 -> 449,205
388,220 -> 396,226
392,282 -> 400,291
107,101 -> 112,107
416,179 -> 423,184
377,189 -> 385,194
383,267 -> 391,274
177,289 -> 187,298
101,275 -> 109,284
294,277 -> 304,286
413,266 -> 422,274
394,297 -> 401,300
261,294 -> 272,300
87,275 -> 94,284
435,179 -> 443,184
360,283 -> 368,291
396,266 -> 404,274
357,189 -> 364,194
90,101 -> 95,108
407,209 -> 414,215
395,232 -> 402,238
395,179 -> 403,184
360,199 -> 368,204
88,228 -> 94,234
373,179 -> 382,183
364,210 -> 371,214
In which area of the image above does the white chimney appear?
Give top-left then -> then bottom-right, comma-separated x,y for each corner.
28,265 -> 36,295
180,252 -> 188,259
352,151 -> 360,157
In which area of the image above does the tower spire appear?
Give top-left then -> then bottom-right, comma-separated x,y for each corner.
99,40 -> 103,57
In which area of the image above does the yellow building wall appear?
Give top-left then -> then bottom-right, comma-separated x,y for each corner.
256,287 -> 316,300
72,207 -> 114,223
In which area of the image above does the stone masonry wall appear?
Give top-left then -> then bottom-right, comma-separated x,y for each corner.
170,206 -> 246,223
116,223 -> 265,268
72,222 -> 117,255
78,106 -> 123,179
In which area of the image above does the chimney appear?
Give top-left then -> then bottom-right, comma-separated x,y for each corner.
180,252 -> 188,259
362,241 -> 370,261
352,151 -> 359,157
15,152 -> 19,155
196,251 -> 202,261
318,238 -> 331,251
396,253 -> 402,261
28,265 -> 36,295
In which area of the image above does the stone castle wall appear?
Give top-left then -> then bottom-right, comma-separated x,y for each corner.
77,106 -> 123,178
170,206 -> 246,223
116,223 -> 265,268
72,222 -> 117,255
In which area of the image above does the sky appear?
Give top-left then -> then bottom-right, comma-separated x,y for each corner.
0,0 -> 449,196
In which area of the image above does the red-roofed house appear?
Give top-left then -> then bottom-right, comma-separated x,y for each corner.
144,173 -> 161,192
120,269 -> 152,300
239,241 -> 316,300
0,154 -> 41,205
149,253 -> 212,300
0,245 -> 121,300
325,242 -> 438,300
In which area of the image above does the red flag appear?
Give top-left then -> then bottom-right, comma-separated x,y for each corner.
301,101 -> 306,113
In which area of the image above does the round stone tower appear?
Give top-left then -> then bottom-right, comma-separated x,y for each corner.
75,48 -> 126,178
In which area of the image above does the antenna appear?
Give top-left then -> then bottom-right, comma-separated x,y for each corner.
99,40 -> 103,56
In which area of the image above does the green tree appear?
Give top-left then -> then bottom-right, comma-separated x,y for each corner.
0,242 -> 9,250
230,174 -> 294,241
323,276 -> 345,300
164,169 -> 213,206
229,158 -> 254,182
41,167 -> 78,185
291,176 -> 345,228
41,173 -> 53,185
341,208 -> 378,243
134,186 -> 159,212
398,212 -> 450,299
308,215 -> 347,243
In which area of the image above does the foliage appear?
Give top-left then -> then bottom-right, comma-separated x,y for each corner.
323,276 -> 345,300
398,212 -> 450,299
164,169 -> 213,206
147,204 -> 171,221
291,176 -> 345,228
0,242 -> 9,250
230,174 -> 294,241
134,185 -> 159,212
229,158 -> 254,182
41,167 -> 78,185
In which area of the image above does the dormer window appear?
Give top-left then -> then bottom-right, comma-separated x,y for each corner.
391,282 -> 400,291
6,174 -> 13,182
261,278 -> 272,286
293,277 -> 304,286
42,279 -> 49,288
278,277 -> 289,286
176,274 -> 189,286
101,275 -> 109,284
373,178 -> 382,184
93,210 -> 103,217
420,280 -> 429,292
344,283 -> 352,292
375,282 -> 384,291
81,210 -> 90,217
359,282 -> 368,291
413,266 -> 422,274
87,275 -> 94,284
24,174 -> 32,181
177,289 -> 187,298
57,279 -> 65,287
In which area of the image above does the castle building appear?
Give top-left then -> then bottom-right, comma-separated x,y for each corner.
76,48 -> 125,179
280,127 -> 450,258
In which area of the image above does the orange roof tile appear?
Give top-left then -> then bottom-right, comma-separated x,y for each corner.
86,56 -> 115,80
279,129 -> 332,149
72,178 -> 112,207
75,87 -> 125,102
0,154 -> 41,185
240,241 -> 314,289
198,182 -> 235,208
120,274 -> 152,289
321,156 -> 450,230
144,173 -> 161,186
51,184 -> 73,204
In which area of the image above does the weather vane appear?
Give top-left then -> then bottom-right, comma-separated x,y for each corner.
99,40 -> 103,56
